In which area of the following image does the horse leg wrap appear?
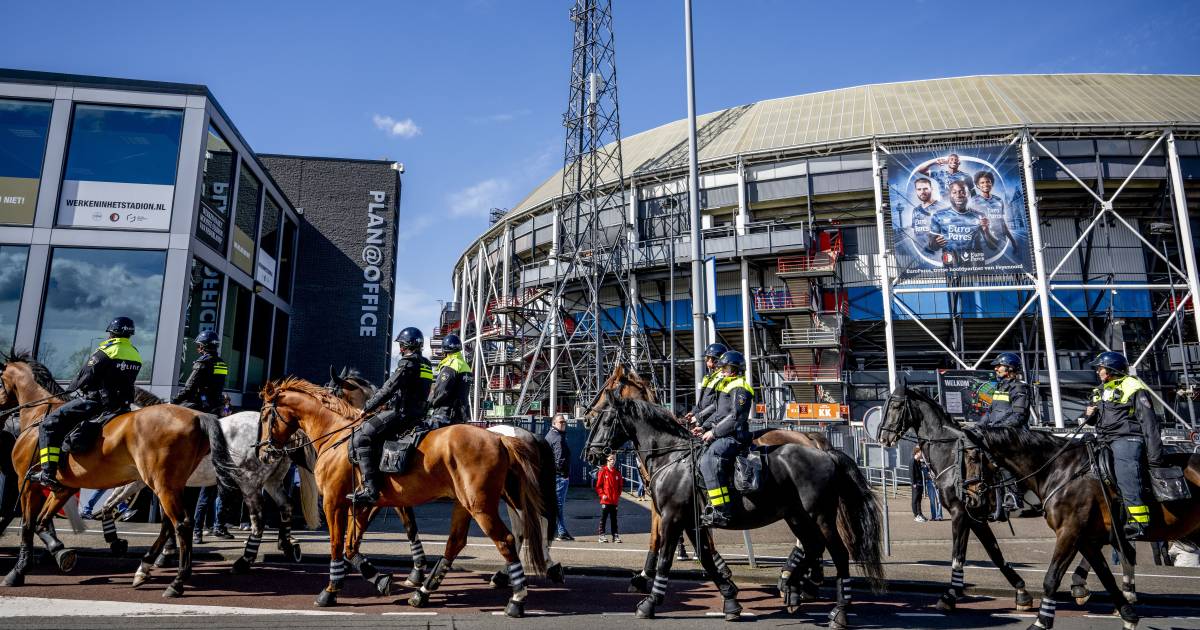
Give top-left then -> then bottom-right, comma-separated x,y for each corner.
410,540 -> 427,569
650,573 -> 668,603
421,557 -> 451,594
349,553 -> 377,580
1121,574 -> 1137,603
717,578 -> 738,600
950,565 -> 965,598
507,561 -> 528,594
713,552 -> 732,581
329,558 -> 346,590
829,579 -> 851,629
102,518 -> 119,543
3,546 -> 31,586
629,570 -> 650,594
36,530 -> 63,554
1035,597 -> 1056,628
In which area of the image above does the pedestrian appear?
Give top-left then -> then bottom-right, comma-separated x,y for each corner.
546,413 -> 574,541
910,446 -> 927,522
81,488 -> 107,520
912,446 -> 943,521
594,453 -> 623,543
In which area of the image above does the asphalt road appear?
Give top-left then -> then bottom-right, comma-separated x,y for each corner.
1,553 -> 1197,629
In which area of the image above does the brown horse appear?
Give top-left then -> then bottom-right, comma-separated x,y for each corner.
258,377 -> 548,617
1,351 -> 233,597
587,363 -> 834,605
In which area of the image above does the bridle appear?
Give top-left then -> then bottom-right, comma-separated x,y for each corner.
255,396 -> 363,461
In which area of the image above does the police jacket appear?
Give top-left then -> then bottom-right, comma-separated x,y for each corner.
1082,375 -> 1164,464
545,427 -> 571,478
690,371 -> 724,425
977,378 -> 1030,429
428,351 -> 472,422
362,353 -> 434,420
705,376 -> 753,441
71,337 -> 142,408
172,353 -> 228,414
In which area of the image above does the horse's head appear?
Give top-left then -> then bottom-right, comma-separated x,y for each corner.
959,438 -> 991,510
257,379 -> 305,462
325,365 -> 376,410
0,354 -> 15,412
584,391 -> 633,467
878,387 -> 917,447
586,363 -> 656,421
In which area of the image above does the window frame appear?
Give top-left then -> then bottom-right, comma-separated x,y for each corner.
0,97 -> 53,226
195,123 -> 237,256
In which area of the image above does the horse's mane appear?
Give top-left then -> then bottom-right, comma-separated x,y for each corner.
134,387 -> 164,407
3,349 -> 66,395
615,396 -> 692,439
263,376 -> 359,419
974,426 -> 1068,453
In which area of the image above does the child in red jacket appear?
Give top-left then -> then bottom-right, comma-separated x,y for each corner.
594,453 -> 623,543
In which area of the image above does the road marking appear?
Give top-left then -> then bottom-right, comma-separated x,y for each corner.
898,562 -> 1200,581
491,610 -> 552,616
705,611 -> 757,617
383,612 -> 438,616
993,613 -> 1038,619
0,596 -> 358,617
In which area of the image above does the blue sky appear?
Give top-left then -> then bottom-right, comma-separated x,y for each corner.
4,1 -> 1199,355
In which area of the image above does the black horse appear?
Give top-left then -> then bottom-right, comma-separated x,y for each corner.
876,387 -> 1036,612
586,394 -> 884,626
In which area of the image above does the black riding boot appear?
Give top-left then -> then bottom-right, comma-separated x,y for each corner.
701,502 -> 733,528
28,460 -> 65,492
346,449 -> 380,505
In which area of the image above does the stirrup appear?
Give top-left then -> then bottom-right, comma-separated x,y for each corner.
26,466 -> 66,493
700,506 -> 730,528
346,485 -> 379,505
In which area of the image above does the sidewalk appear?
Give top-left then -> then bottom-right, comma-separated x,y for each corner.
36,485 -> 1200,606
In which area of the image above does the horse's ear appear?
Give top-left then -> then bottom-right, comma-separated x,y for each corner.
613,363 -> 625,379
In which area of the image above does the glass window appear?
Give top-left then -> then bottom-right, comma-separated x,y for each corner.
231,166 -> 260,276
179,260 -> 224,382
38,248 -> 166,381
0,99 -> 52,225
0,245 -> 30,348
244,297 -> 273,395
277,217 -> 297,302
58,105 -> 183,231
255,195 -> 281,290
269,310 -> 289,381
220,283 -> 251,391
196,125 -> 235,254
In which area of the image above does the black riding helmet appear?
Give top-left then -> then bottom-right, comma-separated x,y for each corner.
703,343 -> 729,360
717,350 -> 746,374
395,327 -> 424,353
442,333 -> 462,353
990,352 -> 1021,371
195,330 -> 220,351
106,316 -> 135,338
1090,351 -> 1128,374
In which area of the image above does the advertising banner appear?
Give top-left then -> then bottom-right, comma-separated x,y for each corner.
888,146 -> 1030,278
255,250 -> 276,291
938,369 -> 996,423
57,180 -> 173,230
230,228 -> 255,277
0,176 -> 38,224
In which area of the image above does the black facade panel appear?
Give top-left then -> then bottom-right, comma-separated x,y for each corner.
259,155 -> 400,385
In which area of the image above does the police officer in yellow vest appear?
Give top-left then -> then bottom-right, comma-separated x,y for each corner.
347,327 -> 434,504
977,351 -> 1030,521
683,343 -> 727,430
30,317 -> 142,491
172,330 -> 228,415
1078,351 -> 1165,540
427,334 -> 472,427
694,350 -> 753,528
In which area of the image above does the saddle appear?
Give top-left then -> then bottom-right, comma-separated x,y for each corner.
62,410 -> 123,455
734,450 -> 765,494
1088,438 -> 1191,504
349,426 -> 432,475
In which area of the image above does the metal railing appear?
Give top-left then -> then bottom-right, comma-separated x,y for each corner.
781,365 -> 842,382
753,292 -> 812,311
780,328 -> 839,347
777,251 -> 838,275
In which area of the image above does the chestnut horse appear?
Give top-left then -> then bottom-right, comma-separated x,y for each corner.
1,351 -> 234,597
258,377 -> 548,617
587,363 -> 835,606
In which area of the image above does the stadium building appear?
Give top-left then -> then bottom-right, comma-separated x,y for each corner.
442,73 -> 1200,430
0,69 -> 401,405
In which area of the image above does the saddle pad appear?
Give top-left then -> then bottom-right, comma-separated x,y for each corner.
734,451 -> 764,493
379,428 -> 431,475
1149,466 -> 1192,502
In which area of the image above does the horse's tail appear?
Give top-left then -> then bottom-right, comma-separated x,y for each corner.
298,466 -> 320,530
198,413 -> 239,494
500,436 -> 548,575
830,449 -> 886,593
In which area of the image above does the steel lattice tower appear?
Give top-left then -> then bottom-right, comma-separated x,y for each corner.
514,0 -> 651,414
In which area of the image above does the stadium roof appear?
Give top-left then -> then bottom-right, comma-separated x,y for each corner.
508,73 -> 1200,217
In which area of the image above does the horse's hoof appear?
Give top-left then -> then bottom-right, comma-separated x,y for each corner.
154,553 -> 177,569
786,604 -> 800,614
629,572 -> 650,594
132,574 -> 146,588
936,593 -> 957,613
314,589 -> 338,607
403,569 -> 425,589
490,569 -> 510,589
231,557 -> 251,575
1016,588 -> 1034,610
1118,603 -> 1138,629
547,562 -> 565,584
2,570 -> 24,587
288,544 -> 303,563
409,590 -> 429,608
53,548 -> 76,573
111,539 -> 129,557
373,573 -> 393,596
505,599 -> 525,618
828,606 -> 849,630
800,582 -> 819,603
162,584 -> 183,598
635,596 -> 656,619
723,597 -> 743,621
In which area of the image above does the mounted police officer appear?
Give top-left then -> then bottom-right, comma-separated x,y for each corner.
1079,351 -> 1165,540
346,327 -> 434,504
976,351 -> 1030,521
683,343 -> 727,430
172,330 -> 228,414
29,317 -> 142,490
694,350 -> 753,528
427,334 -> 472,428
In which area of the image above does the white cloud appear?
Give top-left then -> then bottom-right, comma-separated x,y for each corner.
447,177 -> 513,218
372,114 -> 422,139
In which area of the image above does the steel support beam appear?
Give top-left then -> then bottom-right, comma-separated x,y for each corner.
685,0 -> 706,389
1022,133 -> 1065,427
737,158 -> 754,391
471,244 -> 487,420
871,143 -> 898,391
1166,131 -> 1200,345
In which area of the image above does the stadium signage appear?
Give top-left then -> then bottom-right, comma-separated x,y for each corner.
57,180 -> 174,230
360,190 -> 388,337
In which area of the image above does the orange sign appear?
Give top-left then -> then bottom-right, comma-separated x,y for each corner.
785,403 -> 848,421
